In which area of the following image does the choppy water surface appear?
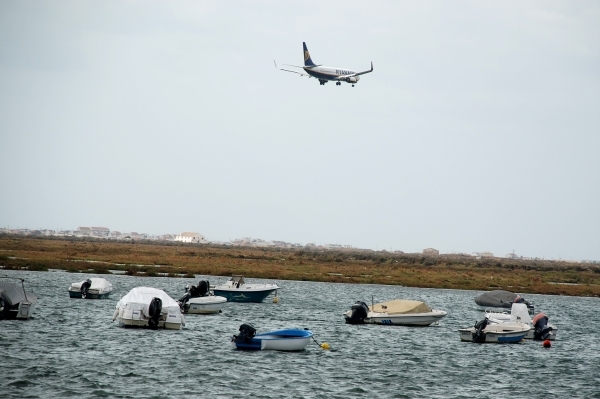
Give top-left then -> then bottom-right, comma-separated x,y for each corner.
1,270 -> 599,399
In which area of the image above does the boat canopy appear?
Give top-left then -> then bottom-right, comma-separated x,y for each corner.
0,281 -> 38,306
71,278 -> 112,290
370,299 -> 432,314
475,290 -> 530,309
116,287 -> 181,315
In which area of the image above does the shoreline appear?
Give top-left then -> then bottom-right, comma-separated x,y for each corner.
1,235 -> 599,297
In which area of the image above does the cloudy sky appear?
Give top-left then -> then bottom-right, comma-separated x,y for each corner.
1,1 -> 598,260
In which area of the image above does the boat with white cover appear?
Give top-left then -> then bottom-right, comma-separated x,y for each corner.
113,287 -> 185,330
177,280 -> 227,314
213,275 -> 279,303
232,324 -> 313,351
459,318 -> 530,343
344,299 -> 447,326
485,303 -> 557,340
68,277 -> 113,299
0,276 -> 37,320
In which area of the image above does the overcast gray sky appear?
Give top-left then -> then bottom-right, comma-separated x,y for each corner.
1,1 -> 599,260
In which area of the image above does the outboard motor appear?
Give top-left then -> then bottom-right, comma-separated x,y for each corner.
80,279 -> 92,299
233,323 -> 257,345
177,292 -> 191,310
345,301 -> 370,324
532,313 -> 553,340
473,318 -> 489,343
198,280 -> 209,297
148,297 -> 162,329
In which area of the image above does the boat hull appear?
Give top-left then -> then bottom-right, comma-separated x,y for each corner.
213,288 -> 277,303
116,309 -> 183,330
235,329 -> 313,351
1,301 -> 36,320
343,309 -> 447,326
185,296 -> 227,314
68,289 -> 112,299
458,323 -> 531,343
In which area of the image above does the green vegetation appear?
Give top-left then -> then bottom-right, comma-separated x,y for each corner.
0,235 -> 598,297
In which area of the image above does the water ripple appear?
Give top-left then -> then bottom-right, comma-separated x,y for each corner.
1,270 -> 598,398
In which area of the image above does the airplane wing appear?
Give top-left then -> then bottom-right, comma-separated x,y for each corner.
333,62 -> 374,81
274,60 -> 310,77
352,62 -> 374,77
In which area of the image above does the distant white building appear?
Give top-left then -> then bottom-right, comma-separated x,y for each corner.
174,232 -> 207,244
423,248 -> 439,256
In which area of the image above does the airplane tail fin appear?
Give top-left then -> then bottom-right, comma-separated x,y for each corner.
303,42 -> 316,67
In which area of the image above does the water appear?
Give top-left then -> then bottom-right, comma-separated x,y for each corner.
1,270 -> 599,399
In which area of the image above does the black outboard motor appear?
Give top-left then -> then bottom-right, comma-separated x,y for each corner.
533,313 -> 553,340
345,301 -> 370,324
80,279 -> 92,299
473,318 -> 489,343
177,292 -> 191,310
233,323 -> 257,345
148,297 -> 162,329
198,280 -> 209,297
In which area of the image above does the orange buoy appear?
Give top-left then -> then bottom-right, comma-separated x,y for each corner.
543,339 -> 552,348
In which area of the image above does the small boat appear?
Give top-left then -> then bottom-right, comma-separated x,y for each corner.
68,277 -> 113,299
113,287 -> 185,330
485,303 -> 557,340
459,318 -> 531,343
475,290 -> 534,314
213,275 -> 279,303
344,299 -> 447,326
0,276 -> 37,320
177,280 -> 227,314
232,324 -> 313,351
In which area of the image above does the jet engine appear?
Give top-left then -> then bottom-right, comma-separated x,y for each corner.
345,76 -> 359,83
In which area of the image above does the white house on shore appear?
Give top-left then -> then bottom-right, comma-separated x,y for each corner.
174,232 -> 207,244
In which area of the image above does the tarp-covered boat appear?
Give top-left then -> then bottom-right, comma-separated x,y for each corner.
113,287 -> 185,330
232,324 -> 313,351
68,277 -> 113,299
0,277 -> 37,320
344,299 -> 447,326
475,290 -> 534,313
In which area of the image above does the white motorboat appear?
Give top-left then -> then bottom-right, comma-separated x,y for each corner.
232,324 -> 313,351
68,277 -> 113,299
0,277 -> 37,320
213,275 -> 279,303
344,299 -> 447,326
177,280 -> 227,314
485,303 -> 557,340
113,287 -> 185,330
459,318 -> 531,343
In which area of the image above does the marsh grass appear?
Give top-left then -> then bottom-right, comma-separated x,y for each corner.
1,235 -> 598,297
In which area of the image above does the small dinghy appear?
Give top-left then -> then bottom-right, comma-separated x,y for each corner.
485,303 -> 557,341
68,277 -> 113,299
232,324 -> 313,351
475,290 -> 534,314
213,275 -> 279,303
0,277 -> 37,320
177,280 -> 227,314
459,318 -> 531,343
344,299 -> 447,326
113,287 -> 185,330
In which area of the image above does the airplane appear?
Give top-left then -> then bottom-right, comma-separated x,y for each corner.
274,42 -> 373,87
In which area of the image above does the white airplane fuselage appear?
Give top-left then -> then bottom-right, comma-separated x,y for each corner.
304,66 -> 360,83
